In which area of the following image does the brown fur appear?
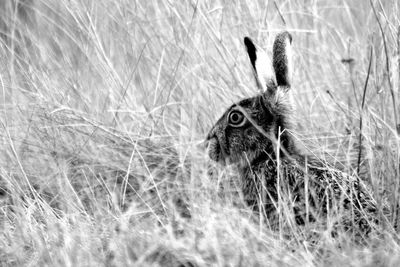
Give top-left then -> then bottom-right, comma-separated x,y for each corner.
206,32 -> 388,238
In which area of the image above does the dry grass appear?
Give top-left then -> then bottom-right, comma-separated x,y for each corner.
0,0 -> 400,266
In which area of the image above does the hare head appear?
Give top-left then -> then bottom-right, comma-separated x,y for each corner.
206,32 -> 296,167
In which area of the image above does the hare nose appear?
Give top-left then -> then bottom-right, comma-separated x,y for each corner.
199,139 -> 209,151
204,131 -> 217,144
202,131 -> 217,150
205,132 -> 212,141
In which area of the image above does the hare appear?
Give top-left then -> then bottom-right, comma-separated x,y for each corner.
206,32 -> 387,236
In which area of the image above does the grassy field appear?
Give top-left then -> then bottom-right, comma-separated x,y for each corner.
0,0 -> 399,266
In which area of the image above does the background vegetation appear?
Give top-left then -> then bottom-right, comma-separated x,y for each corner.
0,0 -> 399,266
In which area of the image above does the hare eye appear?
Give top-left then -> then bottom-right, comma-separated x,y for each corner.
228,110 -> 245,126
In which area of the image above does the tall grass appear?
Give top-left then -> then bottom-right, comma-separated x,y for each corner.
0,0 -> 399,266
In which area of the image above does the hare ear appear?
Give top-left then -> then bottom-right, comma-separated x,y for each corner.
272,32 -> 293,87
244,37 -> 275,92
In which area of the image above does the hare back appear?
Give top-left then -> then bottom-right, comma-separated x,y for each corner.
240,156 -> 386,233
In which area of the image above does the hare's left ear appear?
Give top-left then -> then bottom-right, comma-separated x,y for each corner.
244,37 -> 275,92
272,32 -> 293,87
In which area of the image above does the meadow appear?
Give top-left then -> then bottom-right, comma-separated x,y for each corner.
0,0 -> 399,266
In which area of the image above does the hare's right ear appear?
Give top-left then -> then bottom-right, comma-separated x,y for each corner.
272,32 -> 293,87
244,37 -> 275,92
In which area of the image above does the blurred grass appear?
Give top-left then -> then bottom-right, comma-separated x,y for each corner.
0,0 -> 399,266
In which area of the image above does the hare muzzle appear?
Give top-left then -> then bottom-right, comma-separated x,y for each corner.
206,136 -> 222,163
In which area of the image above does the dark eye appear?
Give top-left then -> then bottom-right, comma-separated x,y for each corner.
228,110 -> 246,126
